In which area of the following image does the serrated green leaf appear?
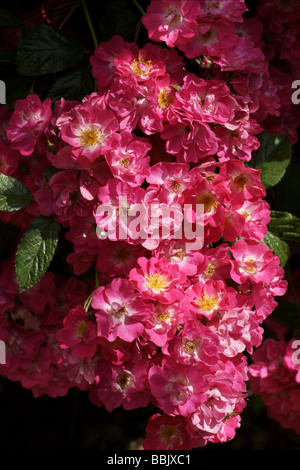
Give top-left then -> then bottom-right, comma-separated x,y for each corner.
263,231 -> 290,267
16,24 -> 86,76
15,216 -> 60,292
48,66 -> 94,102
249,132 -> 292,188
0,8 -> 23,29
281,232 -> 300,242
268,211 -> 300,234
0,173 -> 34,211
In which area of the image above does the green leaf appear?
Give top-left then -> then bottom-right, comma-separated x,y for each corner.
16,24 -> 86,76
48,66 -> 94,102
268,210 -> 300,234
263,231 -> 290,267
0,8 -> 23,29
0,174 -> 34,211
274,153 -> 300,218
15,216 -> 60,292
249,132 -> 292,188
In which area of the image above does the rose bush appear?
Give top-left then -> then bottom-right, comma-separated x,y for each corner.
0,0 -> 300,450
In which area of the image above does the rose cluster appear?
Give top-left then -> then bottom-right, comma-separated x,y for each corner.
0,0 -> 296,449
248,338 -> 300,436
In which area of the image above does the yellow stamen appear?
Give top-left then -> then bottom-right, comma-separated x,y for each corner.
80,126 -> 102,147
197,293 -> 218,311
158,88 -> 174,109
244,258 -> 257,273
204,261 -> 216,278
131,58 -> 152,77
118,156 -> 130,168
183,339 -> 196,355
145,273 -> 170,293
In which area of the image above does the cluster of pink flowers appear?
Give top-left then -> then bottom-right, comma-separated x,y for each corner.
248,338 -> 300,435
0,0 -> 298,449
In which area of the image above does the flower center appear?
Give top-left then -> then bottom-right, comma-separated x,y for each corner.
196,191 -> 218,213
170,180 -> 182,192
118,156 -> 130,168
116,371 -> 132,390
76,320 -> 88,338
197,293 -> 218,311
131,58 -> 152,77
80,126 -> 102,147
233,173 -> 248,189
160,425 -> 180,444
158,88 -> 175,109
244,258 -> 257,273
112,306 -> 127,319
204,261 -> 216,278
145,273 -> 170,293
165,8 -> 180,27
183,339 -> 197,355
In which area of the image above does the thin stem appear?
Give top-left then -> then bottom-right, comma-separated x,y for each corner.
29,76 -> 36,94
132,0 -> 146,17
81,0 -> 98,49
95,270 -> 100,289
58,2 -> 80,29
134,17 -> 143,43
23,1 -> 78,24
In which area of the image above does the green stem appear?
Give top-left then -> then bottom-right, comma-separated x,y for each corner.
29,76 -> 36,94
132,0 -> 146,17
58,2 -> 80,29
81,0 -> 98,49
134,17 -> 143,43
23,1 -> 78,24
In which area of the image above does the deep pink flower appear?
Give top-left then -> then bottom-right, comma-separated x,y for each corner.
91,278 -> 153,342
230,238 -> 280,285
56,305 -> 98,358
58,104 -> 119,164
5,94 -> 52,156
129,256 -> 186,302
143,413 -> 196,450
185,279 -> 236,321
148,357 -> 208,416
142,0 -> 199,49
93,358 -> 151,412
104,131 -> 151,187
